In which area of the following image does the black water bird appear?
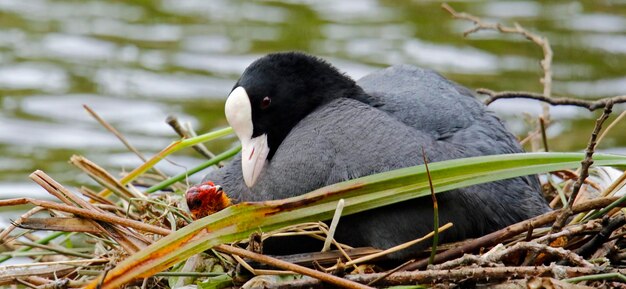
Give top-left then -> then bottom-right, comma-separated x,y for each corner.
189,52 -> 550,261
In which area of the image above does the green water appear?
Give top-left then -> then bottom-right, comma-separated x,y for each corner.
0,0 -> 625,203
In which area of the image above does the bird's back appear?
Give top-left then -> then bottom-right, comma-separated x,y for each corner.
357,65 -> 524,156
355,64 -> 542,193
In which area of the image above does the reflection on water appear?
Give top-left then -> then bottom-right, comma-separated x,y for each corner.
0,63 -> 67,92
0,0 -> 625,198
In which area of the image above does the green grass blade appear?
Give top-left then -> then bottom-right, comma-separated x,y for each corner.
145,145 -> 241,194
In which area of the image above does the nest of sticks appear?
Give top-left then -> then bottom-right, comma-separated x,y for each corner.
2,3 -> 626,289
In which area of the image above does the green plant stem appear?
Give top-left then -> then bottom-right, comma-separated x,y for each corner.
585,193 -> 626,220
179,127 -> 234,148
145,145 -> 241,194
564,273 -> 626,283
100,127 -> 234,197
16,240 -> 93,259
0,231 -> 66,264
422,148 -> 439,265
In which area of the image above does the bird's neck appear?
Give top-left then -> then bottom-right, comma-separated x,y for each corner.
342,85 -> 381,108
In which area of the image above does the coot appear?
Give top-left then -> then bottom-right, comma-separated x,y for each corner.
188,52 -> 550,261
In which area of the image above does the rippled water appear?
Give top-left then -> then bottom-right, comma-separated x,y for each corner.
1,0 -> 625,201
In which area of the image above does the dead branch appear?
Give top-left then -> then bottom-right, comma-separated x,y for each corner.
442,3 -> 553,117
269,265 -> 613,288
442,3 -> 626,138
486,242 -> 593,267
479,88 -> 626,111
534,219 -> 602,244
576,214 -> 626,258
552,102 -> 614,233
247,247 -> 381,269
429,254 -> 502,270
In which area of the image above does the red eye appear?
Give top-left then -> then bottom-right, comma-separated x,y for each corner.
260,96 -> 271,109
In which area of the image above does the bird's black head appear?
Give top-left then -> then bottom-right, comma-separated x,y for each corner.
224,52 -> 364,187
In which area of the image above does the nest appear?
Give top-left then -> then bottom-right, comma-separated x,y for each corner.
2,4 -> 626,289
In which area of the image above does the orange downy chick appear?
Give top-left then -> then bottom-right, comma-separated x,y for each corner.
185,181 -> 232,219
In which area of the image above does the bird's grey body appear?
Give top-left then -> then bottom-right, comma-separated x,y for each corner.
203,64 -> 549,260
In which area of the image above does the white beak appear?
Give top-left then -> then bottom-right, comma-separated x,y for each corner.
225,86 -> 270,187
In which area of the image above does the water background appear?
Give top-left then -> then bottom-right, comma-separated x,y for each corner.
1,0 -> 625,205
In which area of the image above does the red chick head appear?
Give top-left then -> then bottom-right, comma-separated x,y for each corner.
185,181 -> 232,220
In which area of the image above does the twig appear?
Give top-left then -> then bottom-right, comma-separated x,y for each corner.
231,252 -> 263,275
0,207 -> 44,246
15,278 -> 36,288
166,115 -> 217,161
534,219 -> 602,244
29,170 -> 151,252
597,110 -> 626,146
0,198 -> 170,236
547,170 -> 602,209
83,105 -> 171,181
600,170 -> 626,199
69,156 -> 140,202
400,196 -> 619,270
429,254 -> 502,270
519,129 -> 541,146
575,214 -> 626,258
214,244 -> 375,289
478,88 -> 626,111
310,225 -> 361,272
485,242 -> 593,267
442,3 -> 553,118
551,102 -> 614,233
270,265 -> 612,288
81,186 -> 114,205
364,224 -> 454,286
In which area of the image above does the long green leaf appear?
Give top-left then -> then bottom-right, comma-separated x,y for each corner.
85,152 -> 626,289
